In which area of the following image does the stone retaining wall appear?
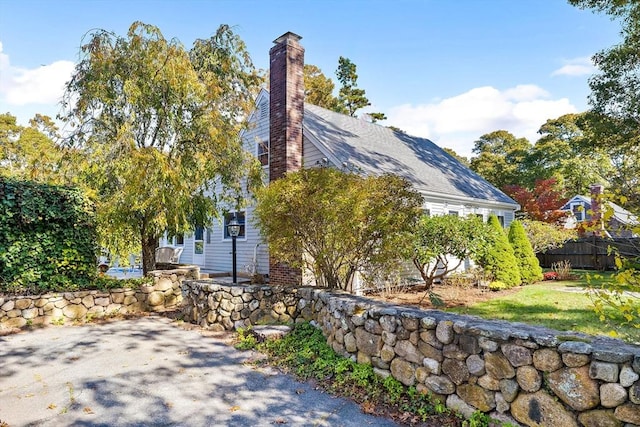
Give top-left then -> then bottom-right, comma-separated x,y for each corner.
182,280 -> 640,427
0,267 -> 198,329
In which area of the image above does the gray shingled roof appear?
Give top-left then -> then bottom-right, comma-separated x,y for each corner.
302,103 -> 517,206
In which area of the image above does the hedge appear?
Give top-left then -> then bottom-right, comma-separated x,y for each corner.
0,178 -> 98,294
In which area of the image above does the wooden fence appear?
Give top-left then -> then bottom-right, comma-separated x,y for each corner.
537,237 -> 640,270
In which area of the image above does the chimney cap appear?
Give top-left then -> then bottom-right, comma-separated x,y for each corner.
273,32 -> 302,45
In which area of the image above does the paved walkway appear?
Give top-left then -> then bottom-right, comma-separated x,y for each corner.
0,316 -> 398,426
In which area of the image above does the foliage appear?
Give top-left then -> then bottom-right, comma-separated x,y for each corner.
412,214 -> 493,290
303,64 -> 342,111
551,260 -> 573,281
60,21 -> 261,274
442,147 -> 470,167
336,56 -> 371,117
520,219 -> 576,253
469,130 -> 531,190
508,220 -> 543,284
543,271 -> 559,281
527,113 -> 612,199
488,281 -> 508,291
0,113 -> 66,184
254,167 -> 423,289
504,178 -> 568,223
478,215 -> 521,288
248,322 -> 459,424
0,178 -> 98,294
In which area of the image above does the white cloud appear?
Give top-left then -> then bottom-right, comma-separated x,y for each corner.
551,57 -> 595,77
0,41 -> 75,106
386,85 -> 577,158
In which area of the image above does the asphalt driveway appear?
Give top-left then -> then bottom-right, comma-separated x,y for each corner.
0,315 -> 398,427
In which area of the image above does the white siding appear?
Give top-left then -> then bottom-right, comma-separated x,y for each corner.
303,135 -> 326,168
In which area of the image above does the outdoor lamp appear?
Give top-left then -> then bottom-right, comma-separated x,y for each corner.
228,217 -> 241,284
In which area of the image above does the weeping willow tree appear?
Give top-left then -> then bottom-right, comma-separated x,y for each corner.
61,22 -> 262,273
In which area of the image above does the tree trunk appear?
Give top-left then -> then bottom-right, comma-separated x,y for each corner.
141,234 -> 159,275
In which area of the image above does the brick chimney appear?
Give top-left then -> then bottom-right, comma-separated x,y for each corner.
268,32 -> 304,285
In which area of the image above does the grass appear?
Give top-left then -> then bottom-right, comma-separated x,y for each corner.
447,270 -> 640,344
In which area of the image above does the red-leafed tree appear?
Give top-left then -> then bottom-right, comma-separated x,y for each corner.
504,178 -> 569,223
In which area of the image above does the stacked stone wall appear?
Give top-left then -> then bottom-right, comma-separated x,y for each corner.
0,267 -> 197,329
182,280 -> 640,426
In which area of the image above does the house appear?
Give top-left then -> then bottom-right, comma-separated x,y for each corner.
161,32 -> 519,284
560,184 -> 638,238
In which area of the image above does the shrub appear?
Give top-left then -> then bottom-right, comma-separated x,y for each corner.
478,215 -> 521,288
0,178 -> 98,294
552,260 -> 573,280
543,271 -> 559,281
489,281 -> 508,291
508,220 -> 543,284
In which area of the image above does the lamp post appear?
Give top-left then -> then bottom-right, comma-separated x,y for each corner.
227,216 -> 241,284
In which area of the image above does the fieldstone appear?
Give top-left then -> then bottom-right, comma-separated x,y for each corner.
123,295 -> 137,305
478,374 -> 501,391
111,292 -> 125,304
614,403 -> 640,424
416,367 -> 429,383
459,335 -> 480,354
422,357 -> 441,375
355,327 -> 381,357
479,337 -> 499,352
600,383 -> 628,408
15,299 -> 32,310
502,344 -> 532,367
272,301 -> 286,315
418,341 -> 444,362
456,384 -> 496,412
547,366 -> 600,411
373,367 -> 391,379
495,392 -> 509,413
499,379 -> 520,403
466,354 -> 485,376
435,320 -> 454,344
634,356 -> 640,374
443,344 -> 468,360
364,319 -> 382,334
154,277 -> 173,292
563,352 -> 591,367
590,361 -> 619,382
22,308 -> 38,319
558,340 -> 593,354
380,344 -> 395,363
2,317 -> 27,328
62,304 -> 87,320
379,315 -> 397,333
351,314 -> 365,326
344,332 -> 357,353
35,298 -> 48,308
485,352 -> 516,379
334,328 -> 345,345
516,365 -> 542,392
54,299 -> 68,308
147,291 -> 165,307
419,330 -> 442,348
577,410 -> 622,427
420,316 -> 437,329
446,394 -> 475,419
533,348 -> 563,372
82,295 -> 94,308
511,390 -> 578,427
631,381 -> 640,404
94,297 -> 110,307
620,365 -> 640,387
401,316 -> 419,331
390,358 -> 415,386
442,359 -> 469,385
249,299 -> 260,311
395,340 -> 422,364
424,375 -> 455,395
382,330 -> 397,346
593,349 -> 633,364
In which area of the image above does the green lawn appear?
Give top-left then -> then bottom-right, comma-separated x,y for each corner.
447,271 -> 640,345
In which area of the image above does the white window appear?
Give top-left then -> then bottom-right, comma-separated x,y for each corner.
258,140 -> 269,166
448,210 -> 459,216
173,234 -> 184,246
223,211 -> 246,239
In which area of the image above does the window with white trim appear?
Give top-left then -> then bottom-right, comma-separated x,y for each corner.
571,203 -> 585,221
257,139 -> 269,166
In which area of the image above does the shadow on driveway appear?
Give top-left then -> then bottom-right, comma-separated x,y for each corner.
0,316 -> 398,426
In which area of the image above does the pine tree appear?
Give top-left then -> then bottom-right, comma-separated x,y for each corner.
481,215 -> 521,288
508,220 -> 544,284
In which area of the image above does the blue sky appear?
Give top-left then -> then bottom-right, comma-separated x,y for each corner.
0,0 -> 622,157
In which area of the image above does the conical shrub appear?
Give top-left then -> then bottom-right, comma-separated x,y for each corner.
480,215 -> 521,288
508,220 -> 543,284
